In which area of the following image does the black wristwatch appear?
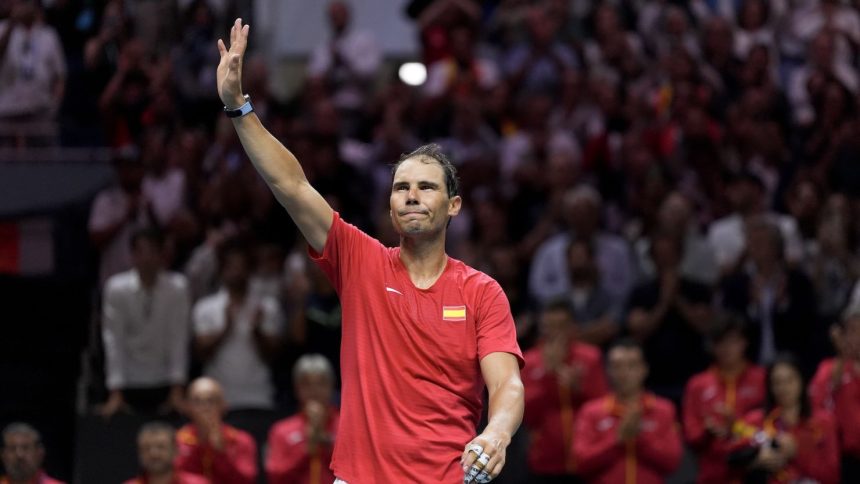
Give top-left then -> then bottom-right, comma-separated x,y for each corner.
224,94 -> 253,118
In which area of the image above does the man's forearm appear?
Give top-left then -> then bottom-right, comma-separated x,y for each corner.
484,377 -> 524,442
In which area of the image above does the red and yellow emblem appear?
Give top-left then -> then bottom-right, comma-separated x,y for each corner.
442,305 -> 466,321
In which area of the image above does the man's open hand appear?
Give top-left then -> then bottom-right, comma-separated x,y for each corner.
216,18 -> 249,108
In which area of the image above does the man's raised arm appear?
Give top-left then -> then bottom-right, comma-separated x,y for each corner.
216,19 -> 333,253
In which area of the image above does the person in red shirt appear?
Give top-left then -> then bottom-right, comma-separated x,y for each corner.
523,298 -> 608,483
572,339 -> 682,484
0,423 -> 64,484
683,315 -> 766,484
267,354 -> 339,484
215,21 -> 524,484
809,307 -> 860,482
123,422 -> 207,484
175,378 -> 257,484
731,354 -> 840,484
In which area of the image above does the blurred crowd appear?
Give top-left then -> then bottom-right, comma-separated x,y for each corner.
4,0 -> 860,482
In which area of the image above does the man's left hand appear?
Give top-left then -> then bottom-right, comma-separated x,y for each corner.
460,431 -> 510,483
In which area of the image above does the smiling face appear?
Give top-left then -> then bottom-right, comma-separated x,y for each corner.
389,157 -> 461,240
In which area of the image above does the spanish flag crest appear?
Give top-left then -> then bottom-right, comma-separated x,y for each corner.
442,305 -> 466,321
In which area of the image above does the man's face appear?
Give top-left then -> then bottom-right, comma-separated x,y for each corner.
1,432 -> 42,481
187,383 -> 224,426
563,199 -> 599,236
713,331 -> 747,367
607,347 -> 647,396
138,430 -> 175,476
389,157 -> 460,239
296,372 -> 334,407
539,308 -> 573,341
745,225 -> 779,266
132,239 -> 163,275
221,252 -> 250,291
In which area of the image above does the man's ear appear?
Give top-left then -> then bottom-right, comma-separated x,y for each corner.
448,195 -> 462,217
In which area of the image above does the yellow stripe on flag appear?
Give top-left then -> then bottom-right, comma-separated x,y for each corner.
443,306 -> 466,320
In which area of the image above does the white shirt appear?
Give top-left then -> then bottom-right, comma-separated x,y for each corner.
529,232 -> 636,305
307,29 -> 381,110
707,213 -> 804,270
142,168 -> 186,226
0,21 -> 65,117
193,289 -> 284,410
102,270 -> 191,390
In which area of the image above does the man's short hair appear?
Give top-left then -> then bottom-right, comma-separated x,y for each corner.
293,353 -> 335,383
216,236 -> 254,269
563,184 -> 602,209
1,422 -> 41,446
708,312 -> 748,345
129,227 -> 166,251
392,144 -> 460,198
138,421 -> 176,440
607,337 -> 643,356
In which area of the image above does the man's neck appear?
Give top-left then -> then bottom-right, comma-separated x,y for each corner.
147,471 -> 175,484
137,269 -> 158,288
616,390 -> 642,406
717,360 -> 745,378
399,236 -> 448,289
228,286 -> 247,301
7,474 -> 38,484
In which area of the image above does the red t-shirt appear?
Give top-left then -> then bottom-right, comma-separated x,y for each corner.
309,212 -> 524,483
266,408 -> 340,484
175,423 -> 257,484
0,472 -> 65,484
572,394 -> 683,484
122,471 -> 208,484
682,364 -> 766,484
809,358 -> 860,458
523,340 -> 608,475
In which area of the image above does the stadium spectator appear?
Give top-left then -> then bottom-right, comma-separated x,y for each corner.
682,315 -> 766,484
720,218 -> 818,370
555,238 -> 621,348
89,146 -> 156,286
634,191 -> 719,286
731,353 -> 840,484
176,377 -> 257,483
0,0 -> 66,140
100,228 -> 190,418
266,354 -> 339,484
572,339 -> 682,484
707,171 -> 803,273
627,231 -> 713,404
522,298 -> 608,482
307,0 -> 380,131
809,307 -> 860,483
124,422 -> 206,484
192,238 -> 284,411
1,423 -> 64,484
530,185 -> 635,306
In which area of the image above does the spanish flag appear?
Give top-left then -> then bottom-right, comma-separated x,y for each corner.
442,305 -> 466,321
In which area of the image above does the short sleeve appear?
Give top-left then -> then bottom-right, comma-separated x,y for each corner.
88,191 -> 121,232
192,300 -> 223,336
308,211 -> 384,294
476,279 -> 524,368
